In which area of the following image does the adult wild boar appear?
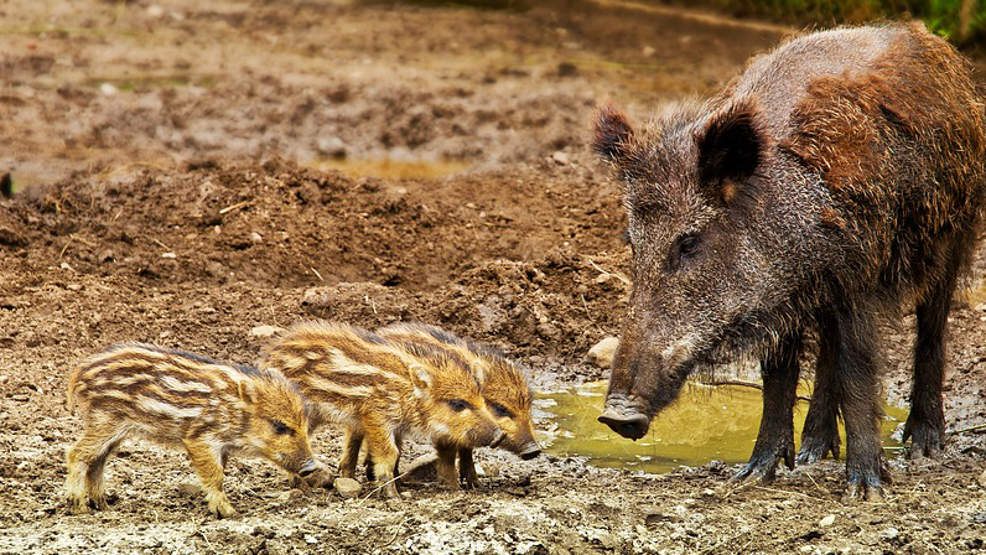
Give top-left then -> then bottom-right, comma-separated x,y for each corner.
593,22 -> 985,499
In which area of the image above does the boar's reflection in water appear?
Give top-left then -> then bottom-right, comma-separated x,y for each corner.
593,22 -> 986,500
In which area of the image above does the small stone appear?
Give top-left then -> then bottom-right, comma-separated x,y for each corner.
819,514 -> 836,527
161,252 -> 177,259
100,83 -> 118,96
880,527 -> 900,541
551,151 -> 570,165
146,5 -> 164,17
587,337 -> 620,369
333,477 -> 361,499
249,232 -> 263,243
642,45 -> 656,57
316,136 -> 347,158
66,283 -> 82,291
700,488 -> 715,497
59,262 -> 75,272
250,325 -> 285,339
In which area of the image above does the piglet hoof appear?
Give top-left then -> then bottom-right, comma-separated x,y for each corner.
844,481 -> 883,502
89,495 -> 110,511
460,475 -> 480,490
68,498 -> 92,515
902,415 -> 943,460
304,468 -> 335,490
208,499 -> 237,519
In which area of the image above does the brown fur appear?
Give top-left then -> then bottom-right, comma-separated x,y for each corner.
261,321 -> 502,498
593,23 -> 986,498
374,323 -> 539,489
65,343 -> 314,518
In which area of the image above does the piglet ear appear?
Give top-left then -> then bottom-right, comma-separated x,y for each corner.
592,105 -> 634,163
409,363 -> 432,397
238,380 -> 258,405
696,100 -> 766,197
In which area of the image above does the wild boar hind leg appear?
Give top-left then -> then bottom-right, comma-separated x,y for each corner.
183,437 -> 236,518
732,331 -> 802,483
797,311 -> 843,464
903,253 -> 960,459
339,428 -> 364,479
65,416 -> 130,514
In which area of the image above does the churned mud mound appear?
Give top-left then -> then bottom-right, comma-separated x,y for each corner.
2,0 -> 985,552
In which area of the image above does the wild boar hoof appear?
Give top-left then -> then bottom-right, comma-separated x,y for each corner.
89,495 -> 110,511
844,481 -> 884,502
796,432 -> 841,465
902,416 -> 943,460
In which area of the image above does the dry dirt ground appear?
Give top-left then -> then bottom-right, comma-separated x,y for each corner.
1,1 -> 985,553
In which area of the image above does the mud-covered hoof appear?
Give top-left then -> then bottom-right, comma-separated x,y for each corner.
902,416 -> 943,460
733,438 -> 795,484
796,432 -> 840,465
89,496 -> 110,511
844,470 -> 885,502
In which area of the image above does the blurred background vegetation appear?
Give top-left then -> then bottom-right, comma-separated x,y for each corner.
418,0 -> 983,45
684,0 -> 983,44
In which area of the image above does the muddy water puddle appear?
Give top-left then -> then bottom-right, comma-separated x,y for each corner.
537,381 -> 907,474
307,158 -> 471,180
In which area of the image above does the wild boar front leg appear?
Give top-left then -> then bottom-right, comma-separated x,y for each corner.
833,303 -> 886,500
183,438 -> 235,518
339,428 -> 364,480
363,423 -> 401,498
732,331 -> 801,483
458,448 -> 480,488
434,443 -> 459,489
65,416 -> 127,514
798,310 -> 842,464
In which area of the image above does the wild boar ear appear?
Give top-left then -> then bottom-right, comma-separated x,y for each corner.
696,100 -> 766,202
592,105 -> 634,164
238,380 -> 258,405
409,363 -> 432,397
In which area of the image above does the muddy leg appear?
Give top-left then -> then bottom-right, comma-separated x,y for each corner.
435,443 -> 459,489
363,425 -> 401,499
65,416 -> 127,514
798,311 -> 842,464
339,428 -> 363,480
183,437 -> 235,518
903,257 -> 958,459
732,331 -> 801,482
458,448 -> 479,488
833,304 -> 886,501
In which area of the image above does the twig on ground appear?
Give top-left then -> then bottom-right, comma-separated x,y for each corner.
949,422 -> 986,435
698,379 -> 812,403
310,267 -> 324,282
586,259 -> 631,286
218,200 -> 251,215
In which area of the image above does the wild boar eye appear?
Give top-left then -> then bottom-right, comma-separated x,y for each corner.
490,402 -> 513,419
667,233 -> 700,271
270,419 -> 292,435
447,399 -> 472,412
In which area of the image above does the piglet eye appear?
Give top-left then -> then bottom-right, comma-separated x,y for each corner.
490,402 -> 513,419
270,419 -> 292,435
447,399 -> 471,412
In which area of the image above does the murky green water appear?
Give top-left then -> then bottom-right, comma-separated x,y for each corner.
537,381 -> 908,474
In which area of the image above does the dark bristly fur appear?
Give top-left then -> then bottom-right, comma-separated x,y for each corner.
65,343 -> 316,518
593,22 -> 985,500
